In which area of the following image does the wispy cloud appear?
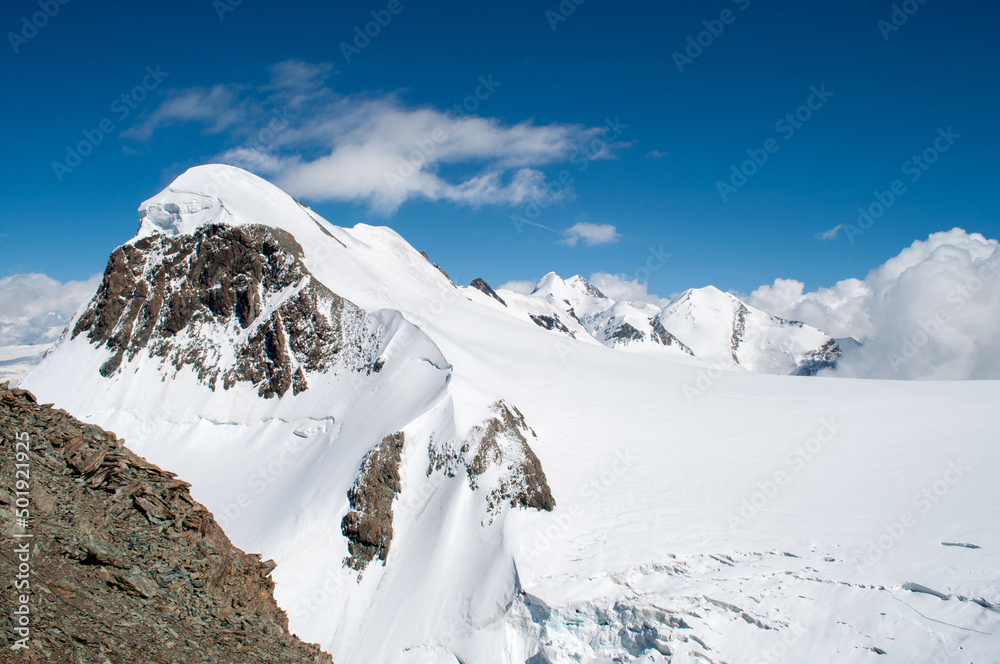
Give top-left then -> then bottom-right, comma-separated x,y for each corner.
559,222 -> 621,247
123,84 -> 249,142
644,149 -> 668,159
816,223 -> 844,241
125,60 -> 618,215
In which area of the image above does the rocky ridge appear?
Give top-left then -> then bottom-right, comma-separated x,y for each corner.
0,384 -> 331,663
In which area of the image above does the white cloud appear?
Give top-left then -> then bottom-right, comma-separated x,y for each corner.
588,273 -> 668,308
126,61 -> 617,215
123,85 -> 249,142
645,149 -> 668,160
746,276 -> 873,339
264,60 -> 336,93
0,273 -> 100,345
496,280 -> 536,296
816,224 -> 844,241
746,228 -> 1000,379
560,222 -> 621,247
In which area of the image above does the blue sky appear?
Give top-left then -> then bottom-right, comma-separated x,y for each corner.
1,0 -> 997,298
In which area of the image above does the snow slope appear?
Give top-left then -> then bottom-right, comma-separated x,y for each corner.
22,165 -> 1000,663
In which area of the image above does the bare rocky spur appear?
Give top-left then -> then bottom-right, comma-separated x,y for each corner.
0,383 -> 331,663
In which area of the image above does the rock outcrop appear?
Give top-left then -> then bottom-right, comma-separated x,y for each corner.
428,401 -> 555,525
0,384 -> 332,663
73,223 -> 382,398
465,402 -> 555,518
528,314 -> 575,338
341,432 -> 405,573
793,338 -> 843,376
469,278 -> 507,307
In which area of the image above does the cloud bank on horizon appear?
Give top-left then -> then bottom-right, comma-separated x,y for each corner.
746,228 -> 1000,380
1,226 -> 996,381
125,60 -> 618,216
508,228 -> 1000,380
0,273 -> 101,346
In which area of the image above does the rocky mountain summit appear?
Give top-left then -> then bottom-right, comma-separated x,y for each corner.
74,223 -> 383,399
0,384 -> 331,663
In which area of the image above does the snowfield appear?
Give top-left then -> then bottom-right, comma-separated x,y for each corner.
22,165 -> 1000,663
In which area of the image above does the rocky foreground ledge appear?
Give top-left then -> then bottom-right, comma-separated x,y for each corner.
0,384 -> 332,663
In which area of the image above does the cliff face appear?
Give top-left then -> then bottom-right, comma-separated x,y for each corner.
0,384 -> 332,663
73,223 -> 382,399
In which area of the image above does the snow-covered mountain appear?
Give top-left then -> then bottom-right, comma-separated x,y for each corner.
21,165 -> 1000,664
657,285 -> 841,374
465,273 -> 839,372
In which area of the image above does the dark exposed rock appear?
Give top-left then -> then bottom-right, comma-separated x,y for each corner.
428,401 -> 555,524
793,338 -> 843,376
341,432 -> 405,573
610,323 -> 645,344
529,314 -> 575,338
470,278 -> 507,307
648,317 -> 694,355
730,303 -> 749,364
466,402 -> 555,515
577,280 -> 606,299
73,224 -> 382,398
432,263 -> 455,286
0,384 -> 332,663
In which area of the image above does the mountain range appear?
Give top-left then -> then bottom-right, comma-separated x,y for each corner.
18,165 -> 999,663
